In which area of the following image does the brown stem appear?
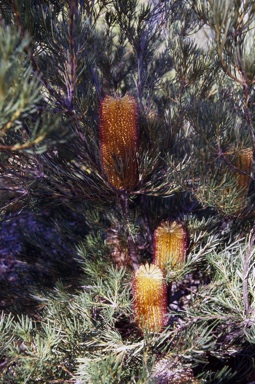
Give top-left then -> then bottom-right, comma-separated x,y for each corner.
217,45 -> 243,86
11,0 -> 76,115
66,0 -> 77,109
243,228 -> 255,316
120,192 -> 139,270
216,36 -> 255,150
243,82 -> 255,151
128,234 -> 139,271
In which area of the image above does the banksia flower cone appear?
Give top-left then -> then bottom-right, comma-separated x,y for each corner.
223,147 -> 253,214
133,263 -> 167,333
100,95 -> 139,190
234,147 -> 253,196
153,221 -> 187,272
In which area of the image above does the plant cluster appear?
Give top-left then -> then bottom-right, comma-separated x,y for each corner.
1,0 -> 255,383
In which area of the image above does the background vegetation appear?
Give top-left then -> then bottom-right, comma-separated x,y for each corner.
1,0 -> 255,382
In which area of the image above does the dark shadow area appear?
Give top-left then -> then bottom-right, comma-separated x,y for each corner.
0,208 -> 87,315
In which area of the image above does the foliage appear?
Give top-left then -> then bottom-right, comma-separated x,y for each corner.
1,0 -> 255,383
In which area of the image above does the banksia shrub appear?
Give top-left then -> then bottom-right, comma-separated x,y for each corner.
153,221 -> 187,272
100,95 -> 139,191
132,263 -> 167,333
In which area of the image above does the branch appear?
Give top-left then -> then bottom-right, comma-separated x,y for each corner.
65,0 -> 77,109
120,193 -> 139,270
243,228 -> 255,316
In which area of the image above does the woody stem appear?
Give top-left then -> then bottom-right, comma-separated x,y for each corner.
120,192 -> 139,270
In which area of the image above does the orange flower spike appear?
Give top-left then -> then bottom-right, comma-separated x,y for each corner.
153,221 -> 187,272
132,263 -> 167,333
100,95 -> 139,191
234,148 -> 253,194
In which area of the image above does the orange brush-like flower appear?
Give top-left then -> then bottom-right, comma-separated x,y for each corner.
100,95 -> 139,190
234,147 -> 253,197
222,147 -> 253,214
132,263 -> 167,333
153,221 -> 187,272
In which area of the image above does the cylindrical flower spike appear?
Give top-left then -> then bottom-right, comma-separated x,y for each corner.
100,95 -> 139,191
223,147 -> 253,214
133,263 -> 167,333
234,147 -> 253,196
153,221 -> 187,272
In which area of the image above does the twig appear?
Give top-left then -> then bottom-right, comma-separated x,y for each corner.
11,1 -> 76,115
120,192 -> 139,270
243,228 -> 255,316
66,0 -> 77,109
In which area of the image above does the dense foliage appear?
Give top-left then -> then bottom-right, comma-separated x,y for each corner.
1,0 -> 255,383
